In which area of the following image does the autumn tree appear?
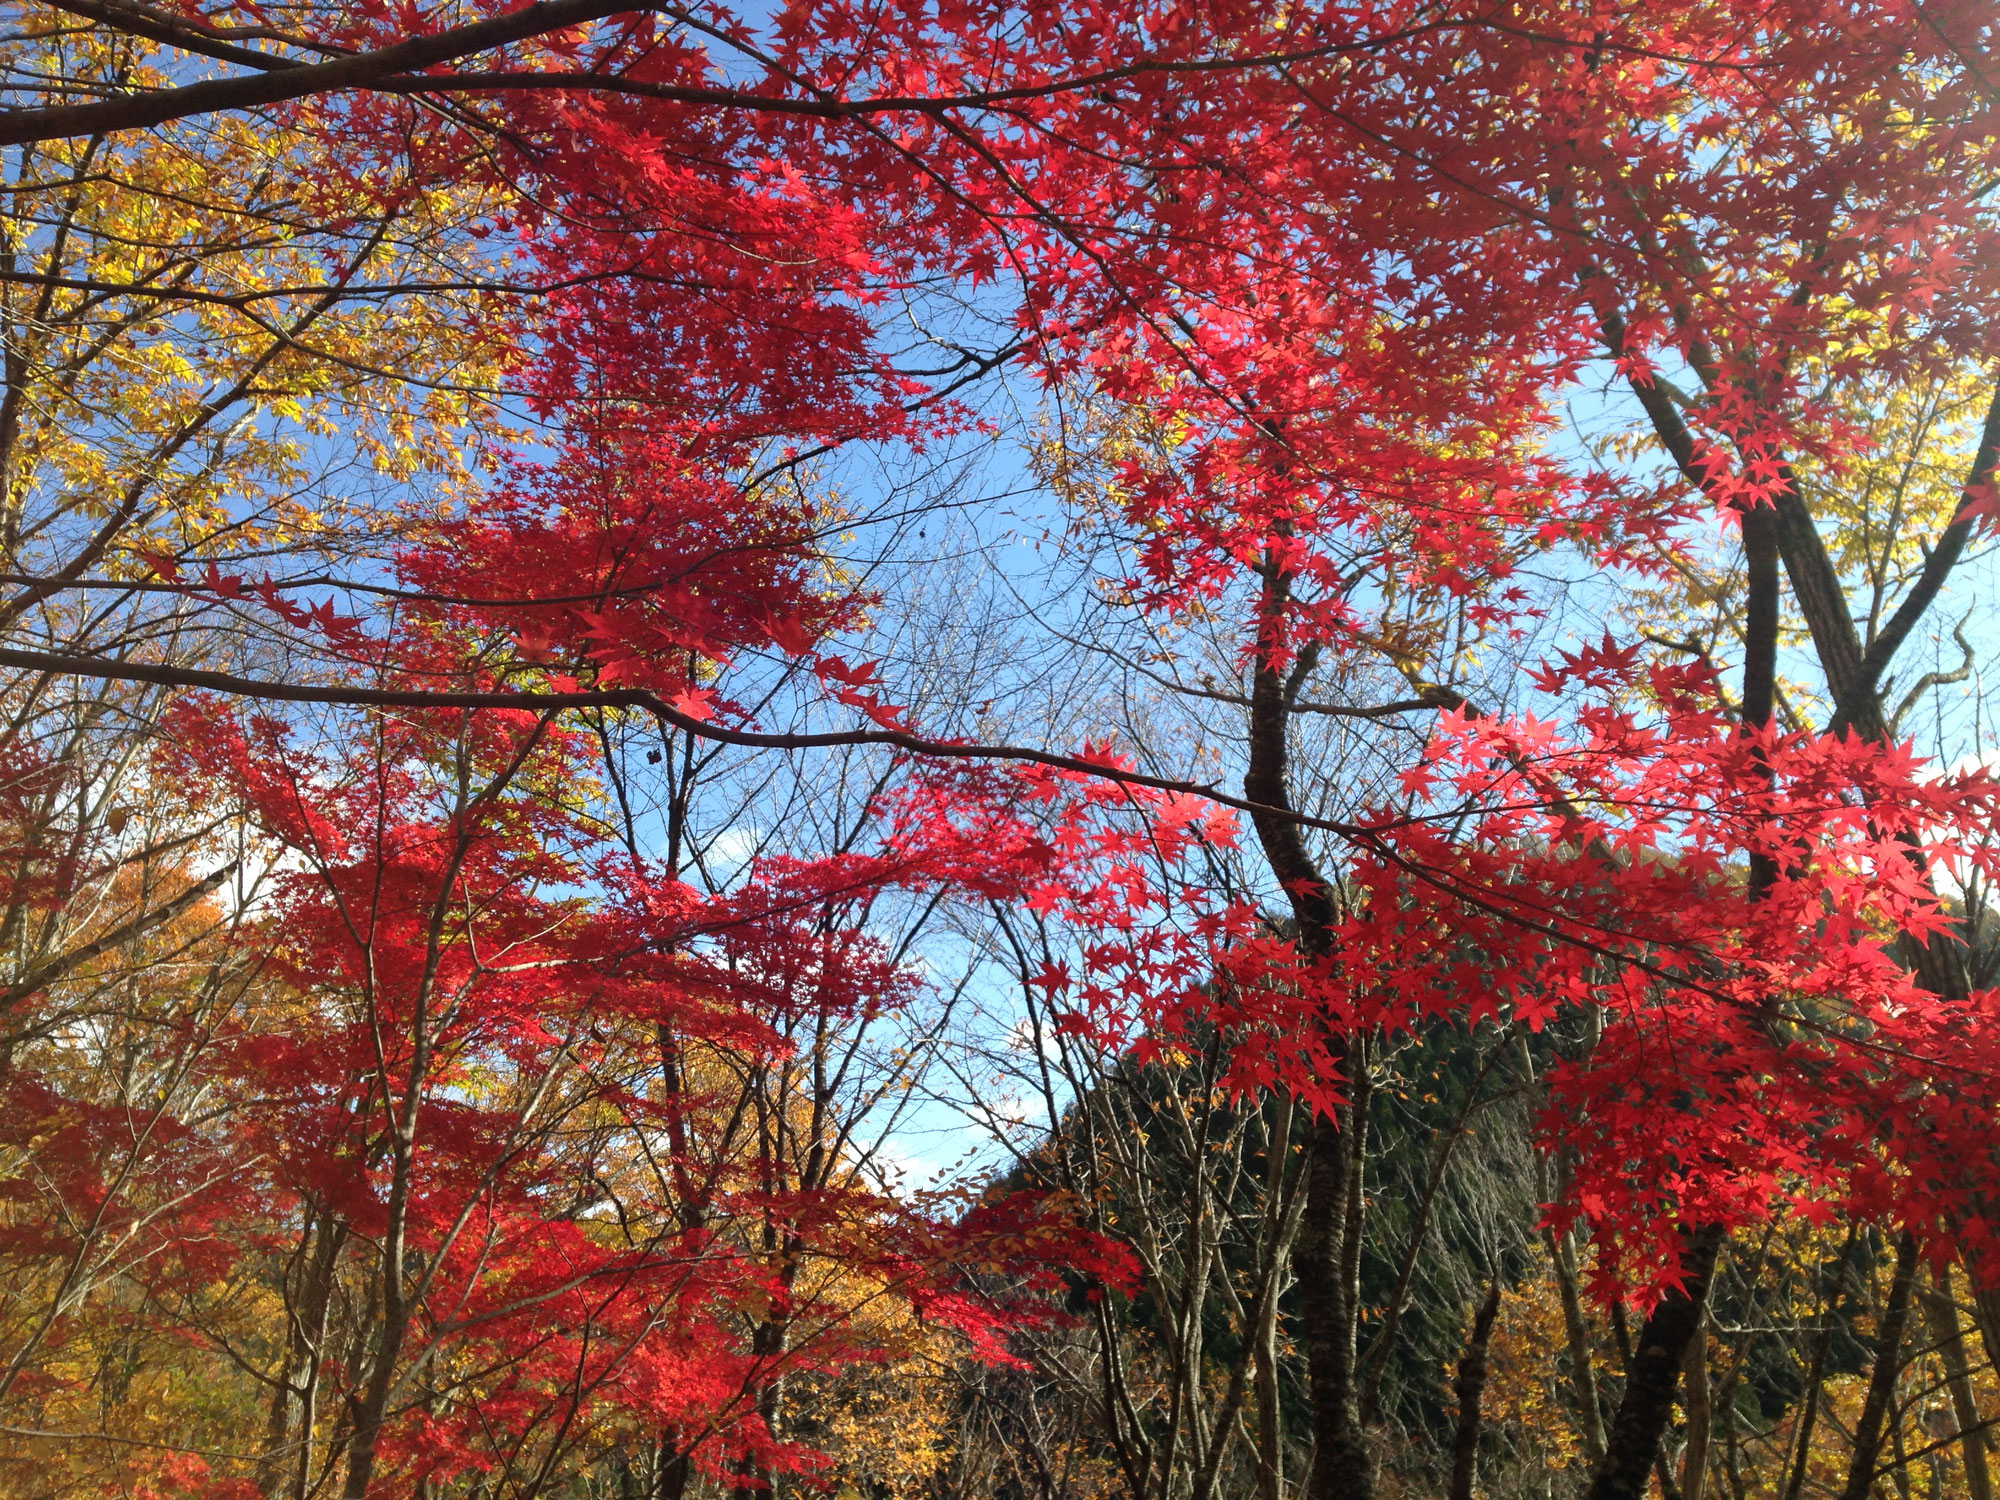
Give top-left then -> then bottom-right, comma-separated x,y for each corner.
4,3 -> 2000,1500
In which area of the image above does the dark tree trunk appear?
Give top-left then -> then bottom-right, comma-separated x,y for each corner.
1837,1229 -> 1919,1500
1585,1224 -> 1724,1500
654,1434 -> 693,1500
1242,554 -> 1375,1500
1679,1313 -> 1713,1500
1449,1285 -> 1502,1500
1924,1265 -> 1994,1500
1296,1097 -> 1373,1500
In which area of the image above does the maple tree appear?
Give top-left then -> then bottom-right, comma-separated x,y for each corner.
2,0 -> 2000,1497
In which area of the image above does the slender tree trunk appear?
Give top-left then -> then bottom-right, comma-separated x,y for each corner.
1780,1222 -> 1859,1500
1296,1091 -> 1372,1500
1517,1036 -> 1609,1469
296,1219 -> 347,1500
1922,1265 -> 1993,1500
1255,1288 -> 1285,1500
653,1431 -> 693,1500
258,1218 -> 317,1499
1548,1225 -> 1609,1464
342,1138 -> 414,1500
1584,1223 -> 1724,1500
1970,1279 -> 2000,1409
259,1211 -> 347,1500
338,731 -> 518,1500
1680,1315 -> 1712,1500
1251,1088 -> 1300,1500
1723,1382 -> 1749,1500
1540,1201 -> 1609,1467
1449,1285 -> 1502,1500
1586,492 -> 1775,1499
734,1243 -> 795,1500
1837,1230 -> 1919,1500
1242,554 -> 1371,1500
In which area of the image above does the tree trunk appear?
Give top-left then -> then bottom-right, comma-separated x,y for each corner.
1255,1090 -> 1296,1500
259,1211 -> 347,1500
1970,1278 -> 2000,1406
1296,1101 -> 1373,1500
1780,1220 -> 1859,1500
342,1134 -> 416,1500
1242,555 -> 1371,1500
1923,1264 -> 1993,1500
1449,1285 -> 1502,1500
1585,1223 -> 1724,1500
342,1277 -> 410,1500
1548,1223 -> 1608,1463
1679,1314 -> 1712,1500
654,1433 -> 694,1500
1837,1230 -> 1919,1500
1255,1290 -> 1285,1500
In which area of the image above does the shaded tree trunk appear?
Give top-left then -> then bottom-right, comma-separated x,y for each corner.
1295,1084 -> 1373,1500
260,1210 -> 347,1500
1923,1265 -> 1994,1500
1255,1091 -> 1296,1500
1449,1285 -> 1502,1500
1584,1223 -> 1724,1500
1549,1224 -> 1608,1465
1780,1221 -> 1859,1500
654,1431 -> 694,1500
342,1137 -> 415,1500
1679,1314 -> 1712,1500
1837,1229 -> 1919,1500
1243,553 -> 1373,1500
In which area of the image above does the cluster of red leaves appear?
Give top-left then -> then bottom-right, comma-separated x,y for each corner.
104,684 -> 1128,1486
1008,656 -> 2000,1307
1356,679 -> 2000,1301
44,0 -> 2000,1470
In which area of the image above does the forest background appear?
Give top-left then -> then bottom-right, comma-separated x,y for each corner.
2,2 -> 2000,1499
